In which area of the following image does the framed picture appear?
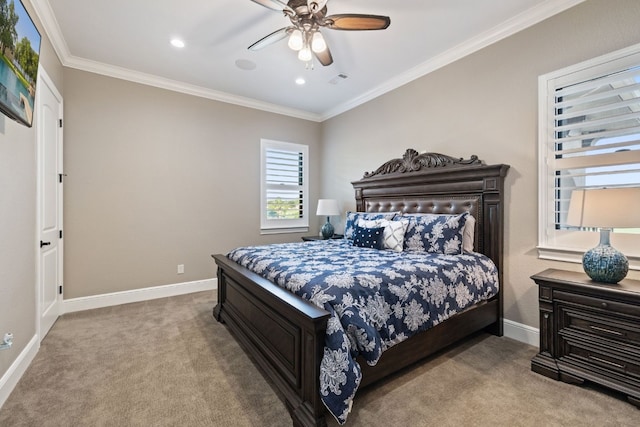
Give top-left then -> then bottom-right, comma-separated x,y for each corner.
0,0 -> 41,127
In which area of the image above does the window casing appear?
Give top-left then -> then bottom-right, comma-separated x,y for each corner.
538,43 -> 640,270
260,139 -> 309,233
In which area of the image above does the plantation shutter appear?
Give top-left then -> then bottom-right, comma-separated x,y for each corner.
549,64 -> 640,229
265,148 -> 304,219
260,139 -> 309,232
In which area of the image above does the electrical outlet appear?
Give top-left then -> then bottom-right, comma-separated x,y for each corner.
177,264 -> 184,274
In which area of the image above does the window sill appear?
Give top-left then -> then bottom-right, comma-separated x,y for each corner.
537,246 -> 640,271
260,227 -> 309,235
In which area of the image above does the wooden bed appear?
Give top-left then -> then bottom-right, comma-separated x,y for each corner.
212,149 -> 509,426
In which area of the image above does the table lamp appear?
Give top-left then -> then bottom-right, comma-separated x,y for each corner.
566,188 -> 640,283
316,199 -> 340,239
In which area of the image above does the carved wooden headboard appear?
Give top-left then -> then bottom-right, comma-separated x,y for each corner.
351,149 -> 510,299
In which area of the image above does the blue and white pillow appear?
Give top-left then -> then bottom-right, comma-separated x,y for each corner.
403,212 -> 469,255
357,218 -> 409,252
352,225 -> 385,249
344,211 -> 397,240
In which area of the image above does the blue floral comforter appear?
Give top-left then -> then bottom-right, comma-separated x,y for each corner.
228,239 -> 499,424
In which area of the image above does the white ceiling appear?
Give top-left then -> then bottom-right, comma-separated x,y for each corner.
31,0 -> 584,121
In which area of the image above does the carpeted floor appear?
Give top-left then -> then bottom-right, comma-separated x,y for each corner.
0,291 -> 637,426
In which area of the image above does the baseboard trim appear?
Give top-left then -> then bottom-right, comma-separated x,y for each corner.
503,318 -> 539,347
62,278 -> 217,314
0,334 -> 39,409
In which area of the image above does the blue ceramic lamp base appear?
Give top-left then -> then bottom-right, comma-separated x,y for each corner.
320,217 -> 334,239
582,229 -> 628,284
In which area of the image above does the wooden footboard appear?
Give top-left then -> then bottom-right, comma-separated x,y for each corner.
214,253 -> 501,427
213,254 -> 330,427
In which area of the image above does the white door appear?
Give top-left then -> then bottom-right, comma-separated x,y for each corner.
37,68 -> 63,340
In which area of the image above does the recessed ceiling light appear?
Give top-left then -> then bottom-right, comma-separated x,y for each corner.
295,77 -> 306,85
170,38 -> 185,48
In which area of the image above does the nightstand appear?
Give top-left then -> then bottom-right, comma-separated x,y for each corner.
530,268 -> 640,408
301,234 -> 343,241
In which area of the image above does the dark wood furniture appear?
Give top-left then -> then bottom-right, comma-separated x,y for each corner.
213,149 -> 509,426
531,268 -> 640,408
301,234 -> 343,241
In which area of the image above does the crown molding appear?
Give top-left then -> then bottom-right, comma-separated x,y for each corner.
63,55 -> 323,122
32,0 -> 584,123
320,0 -> 587,121
29,0 -> 322,122
31,0 -> 72,61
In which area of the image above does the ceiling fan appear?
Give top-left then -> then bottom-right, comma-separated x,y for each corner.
248,0 -> 391,67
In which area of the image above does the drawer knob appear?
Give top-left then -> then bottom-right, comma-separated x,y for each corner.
601,302 -> 608,308
543,313 -> 549,319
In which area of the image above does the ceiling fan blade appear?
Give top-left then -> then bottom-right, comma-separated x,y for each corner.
325,14 -> 391,31
313,41 -> 333,66
249,0 -> 294,14
248,27 -> 293,51
307,0 -> 328,14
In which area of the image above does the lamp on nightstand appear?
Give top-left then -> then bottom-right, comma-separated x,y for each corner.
316,199 -> 340,239
566,187 -> 640,283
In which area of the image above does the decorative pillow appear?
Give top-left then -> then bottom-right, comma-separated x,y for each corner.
401,213 -> 476,253
358,218 -> 409,252
352,225 -> 385,250
344,211 -> 397,240
402,212 -> 469,255
462,215 -> 476,253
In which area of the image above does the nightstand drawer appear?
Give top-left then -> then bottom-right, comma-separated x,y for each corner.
561,333 -> 640,380
560,306 -> 640,347
556,290 -> 640,318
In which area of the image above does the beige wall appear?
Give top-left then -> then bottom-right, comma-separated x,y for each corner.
63,69 -> 322,298
320,0 -> 640,329
3,0 -> 640,391
0,0 -> 63,387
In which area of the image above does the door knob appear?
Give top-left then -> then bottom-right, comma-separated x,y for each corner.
40,240 -> 51,248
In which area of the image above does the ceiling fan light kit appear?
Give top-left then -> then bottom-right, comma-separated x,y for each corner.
288,29 -> 304,50
249,0 -> 390,67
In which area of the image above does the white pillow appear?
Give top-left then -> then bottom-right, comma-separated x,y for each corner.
463,215 -> 475,253
357,218 -> 409,252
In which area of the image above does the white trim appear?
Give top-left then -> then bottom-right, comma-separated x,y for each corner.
260,227 -> 309,235
66,57 -> 322,122
537,246 -> 640,271
537,41 -> 640,263
31,0 -> 584,122
0,335 -> 39,410
62,278 -> 217,314
503,319 -> 540,347
321,0 -> 587,120
260,139 -> 310,232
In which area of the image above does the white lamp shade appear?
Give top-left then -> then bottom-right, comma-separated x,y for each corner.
311,31 -> 326,53
298,45 -> 312,61
316,199 -> 340,216
288,29 -> 303,51
566,188 -> 640,229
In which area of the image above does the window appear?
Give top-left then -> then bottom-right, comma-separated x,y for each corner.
260,139 -> 309,233
538,43 -> 640,269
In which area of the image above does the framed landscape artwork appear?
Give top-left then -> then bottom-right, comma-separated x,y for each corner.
0,0 -> 41,127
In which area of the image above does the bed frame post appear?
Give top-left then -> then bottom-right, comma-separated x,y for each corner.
212,254 -> 330,427
481,167 -> 509,336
